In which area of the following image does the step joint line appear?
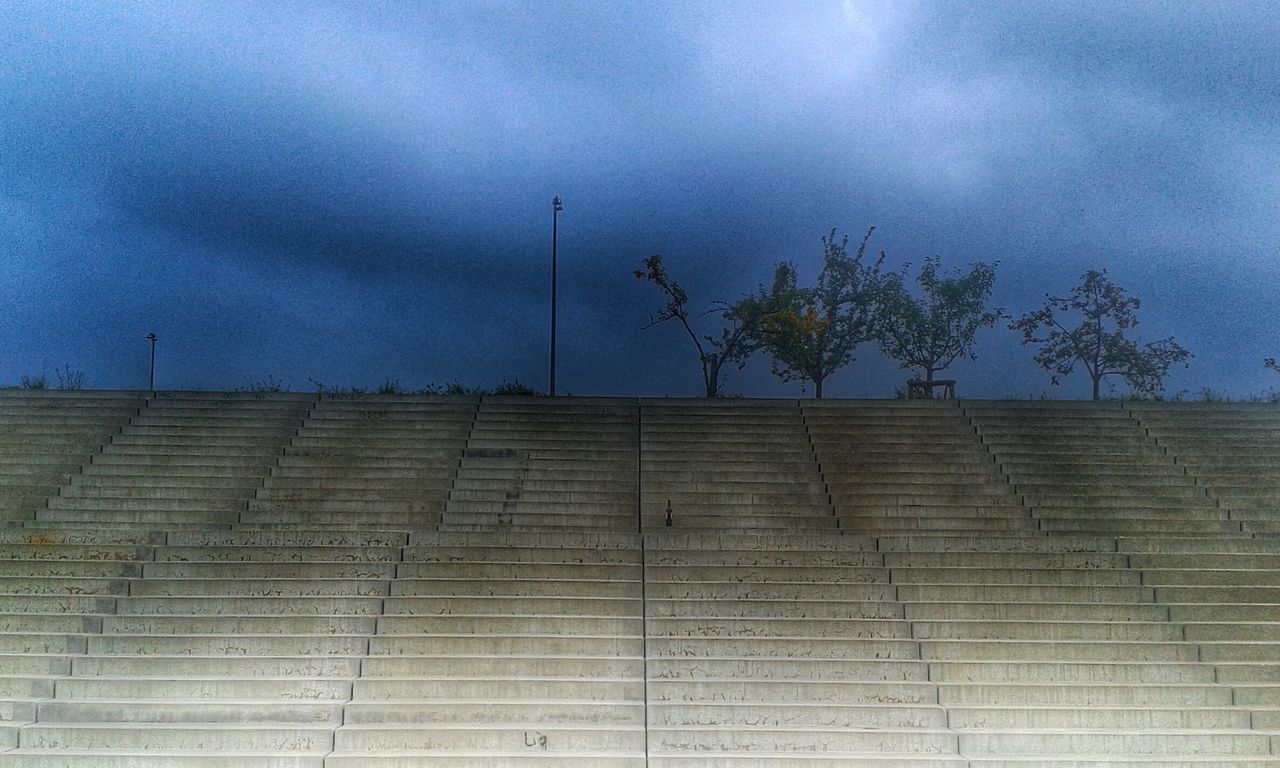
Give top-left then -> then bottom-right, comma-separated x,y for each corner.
640,532 -> 651,767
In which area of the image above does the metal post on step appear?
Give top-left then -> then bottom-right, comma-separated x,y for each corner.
549,195 -> 562,397
145,333 -> 157,391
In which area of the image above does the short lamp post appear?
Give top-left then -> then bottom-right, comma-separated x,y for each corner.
146,333 -> 157,391
549,195 -> 563,397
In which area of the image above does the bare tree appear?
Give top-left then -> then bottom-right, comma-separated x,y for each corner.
635,255 -> 764,397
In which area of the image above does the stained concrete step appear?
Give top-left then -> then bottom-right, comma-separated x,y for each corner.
353,679 -> 641,701
911,616 -> 1177,642
370,636 -> 642,656
128,579 -> 389,597
0,752 -> 326,767
948,706 -> 1249,729
70,656 -> 361,678
51,677 -> 353,701
325,753 -> 645,767
956,729 -> 1273,755
86,634 -> 369,656
651,703 -> 947,728
0,560 -> 141,577
360,655 -> 638,679
649,679 -> 936,705
649,599 -> 900,619
937,683 -> 1231,706
332,724 -> 645,752
648,637 -> 920,660
15,722 -> 333,751
646,757 -> 965,768
919,640 -> 1198,662
343,700 -> 642,726
647,726 -> 958,753
925,660 -> 1216,684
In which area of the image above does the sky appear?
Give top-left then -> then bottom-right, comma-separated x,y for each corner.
1,0 -> 1277,399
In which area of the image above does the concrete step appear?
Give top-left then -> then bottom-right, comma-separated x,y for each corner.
332,724 -> 645,752
128,579 -> 389,597
86,634 -> 370,656
384,597 -> 639,617
647,637 -> 920,660
648,657 -> 926,681
920,640 -> 1197,662
0,752 -> 326,767
140,562 -> 396,579
647,726 -> 957,754
947,706 -> 1248,729
360,656 -> 638,679
152,545 -> 399,562
353,678 -> 641,702
937,683 -> 1231,706
957,729 -> 1272,756
99,615 -> 377,635
371,636 -> 642,656
70,656 -> 361,678
648,599 -> 901,619
651,702 -> 947,728
16,722 -> 333,752
51,676 -> 353,701
649,679 -> 935,705
646,757 -> 965,768
925,660 -> 1216,684
343,700 -> 642,726
3,561 -> 149,578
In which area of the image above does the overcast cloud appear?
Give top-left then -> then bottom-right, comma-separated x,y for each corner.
1,1 -> 1276,398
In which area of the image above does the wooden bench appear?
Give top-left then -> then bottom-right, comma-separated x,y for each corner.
907,378 -> 956,399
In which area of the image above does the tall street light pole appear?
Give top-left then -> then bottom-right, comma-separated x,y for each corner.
146,333 -> 157,391
550,195 -> 562,397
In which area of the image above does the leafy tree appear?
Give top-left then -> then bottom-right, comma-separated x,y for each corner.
635,254 -> 764,398
1012,269 -> 1191,400
755,228 -> 887,398
877,257 -> 1005,386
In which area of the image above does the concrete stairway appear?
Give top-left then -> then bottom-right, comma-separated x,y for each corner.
644,531 -> 963,767
0,391 -> 144,524
0,526 -> 403,766
39,392 -> 313,531
1130,402 -> 1280,536
892,530 -> 1279,767
441,399 -> 637,533
964,401 -> 1231,537
804,400 -> 1033,536
256,396 -> 475,530
640,400 -> 833,533
1,393 -> 1278,766
327,530 -> 646,767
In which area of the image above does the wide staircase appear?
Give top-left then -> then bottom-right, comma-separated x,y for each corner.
0,392 -> 1277,766
640,400 -> 832,533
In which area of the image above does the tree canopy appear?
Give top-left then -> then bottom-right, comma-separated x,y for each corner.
754,228 -> 887,398
1011,269 -> 1192,400
877,257 -> 1004,385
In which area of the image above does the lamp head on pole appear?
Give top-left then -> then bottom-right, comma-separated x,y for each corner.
553,196 -> 563,213
146,333 -> 157,343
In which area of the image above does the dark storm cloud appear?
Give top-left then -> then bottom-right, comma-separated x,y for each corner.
1,1 -> 1276,396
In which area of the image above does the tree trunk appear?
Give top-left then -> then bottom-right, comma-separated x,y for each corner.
814,377 -> 823,399
925,367 -> 935,383
704,360 -> 721,398
1092,375 -> 1101,401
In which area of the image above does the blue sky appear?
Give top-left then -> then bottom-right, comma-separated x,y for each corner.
2,1 -> 1276,398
